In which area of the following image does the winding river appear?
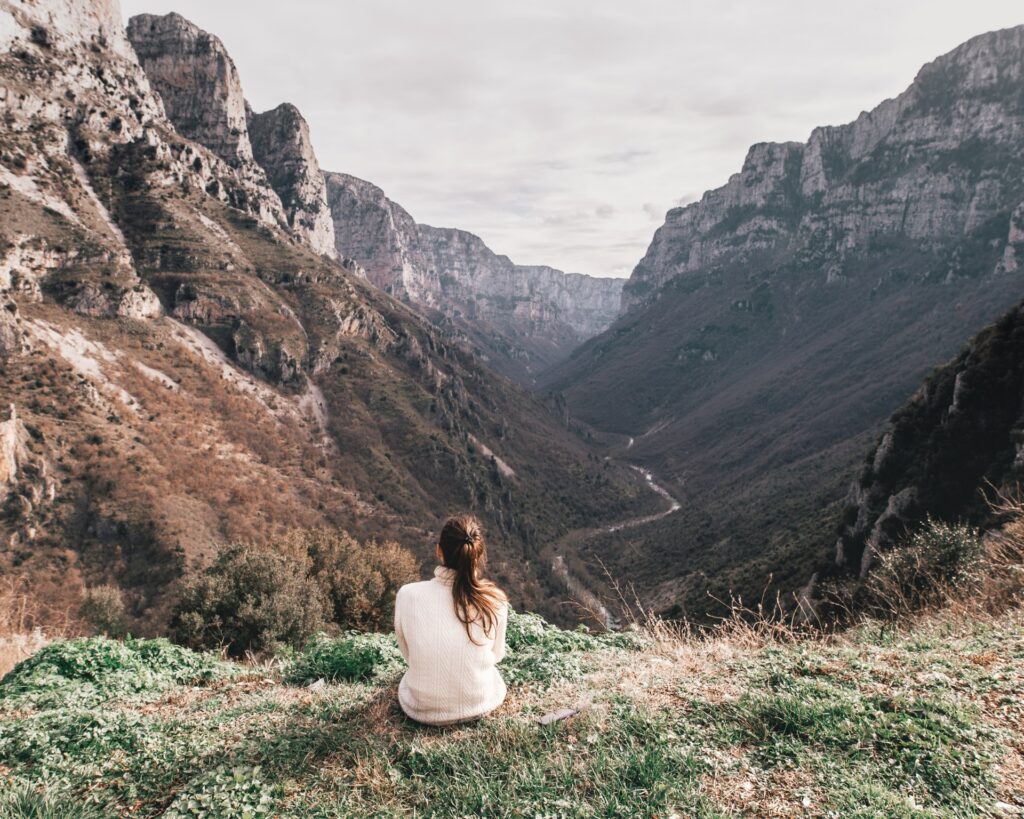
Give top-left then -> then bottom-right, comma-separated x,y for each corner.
548,458 -> 682,629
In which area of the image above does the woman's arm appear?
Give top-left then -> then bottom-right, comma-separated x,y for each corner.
492,602 -> 508,662
394,588 -> 410,661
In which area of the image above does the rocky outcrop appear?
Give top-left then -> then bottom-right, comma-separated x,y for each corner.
127,13 -> 344,259
126,13 -> 253,166
324,171 -> 624,377
624,26 -> 1024,311
248,104 -> 336,258
835,301 -> 1024,575
324,172 -> 431,301
0,0 -> 130,55
0,303 -> 23,359
0,404 -> 29,490
997,201 -> 1024,274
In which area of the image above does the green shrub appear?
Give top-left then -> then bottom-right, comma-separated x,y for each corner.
171,543 -> 329,656
866,518 -> 985,615
506,610 -> 643,653
283,528 -> 419,631
78,585 -> 128,637
162,765 -> 280,819
285,632 -> 405,684
0,636 -> 228,710
0,781 -> 105,818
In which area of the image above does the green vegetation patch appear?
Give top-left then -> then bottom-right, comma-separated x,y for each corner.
0,613 -> 1017,817
0,636 -> 231,710
284,632 -> 406,684
289,701 -> 713,818
162,765 -> 282,819
500,610 -> 644,686
686,631 -> 1006,816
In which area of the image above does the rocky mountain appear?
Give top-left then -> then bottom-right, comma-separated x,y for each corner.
544,26 -> 1024,619
836,298 -> 1024,577
0,0 -> 648,628
126,12 -> 336,258
324,171 -> 624,383
123,13 -> 621,385
247,102 -> 336,258
621,26 -> 1024,312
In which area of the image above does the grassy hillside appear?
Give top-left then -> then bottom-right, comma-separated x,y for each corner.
1,607 -> 1021,817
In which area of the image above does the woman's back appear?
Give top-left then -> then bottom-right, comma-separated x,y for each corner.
394,565 -> 508,725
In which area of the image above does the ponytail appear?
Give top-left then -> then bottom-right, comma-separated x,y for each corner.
438,515 -> 506,644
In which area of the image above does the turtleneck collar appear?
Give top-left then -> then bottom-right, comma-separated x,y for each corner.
433,565 -> 456,585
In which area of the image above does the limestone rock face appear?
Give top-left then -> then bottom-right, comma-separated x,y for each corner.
418,225 -> 624,341
127,13 -> 253,166
624,26 -> 1024,311
127,13 -> 343,259
324,171 -> 624,380
0,303 -> 24,359
0,0 -> 130,56
249,104 -> 336,258
323,172 -> 431,301
0,404 -> 29,490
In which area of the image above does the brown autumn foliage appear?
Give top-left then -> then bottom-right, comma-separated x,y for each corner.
281,527 -> 420,631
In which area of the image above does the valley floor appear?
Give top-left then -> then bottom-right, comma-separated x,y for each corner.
0,609 -> 1022,817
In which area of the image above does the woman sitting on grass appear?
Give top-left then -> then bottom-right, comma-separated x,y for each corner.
394,515 -> 509,725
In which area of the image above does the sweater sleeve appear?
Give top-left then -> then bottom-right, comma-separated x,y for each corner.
492,602 -> 508,663
394,587 -> 410,661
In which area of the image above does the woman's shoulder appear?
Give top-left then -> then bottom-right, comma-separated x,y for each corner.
396,579 -> 430,602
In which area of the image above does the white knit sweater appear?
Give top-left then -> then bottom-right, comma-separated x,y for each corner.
394,566 -> 508,725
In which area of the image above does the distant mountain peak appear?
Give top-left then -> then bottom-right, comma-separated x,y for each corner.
323,171 -> 624,384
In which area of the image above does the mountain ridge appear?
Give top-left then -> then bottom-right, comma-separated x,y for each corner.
324,170 -> 624,384
544,23 -> 1024,620
123,12 -> 624,386
0,0 -> 647,628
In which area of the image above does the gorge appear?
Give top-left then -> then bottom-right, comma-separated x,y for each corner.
1,0 -> 1023,632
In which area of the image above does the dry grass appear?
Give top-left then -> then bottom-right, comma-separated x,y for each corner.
0,575 -> 75,677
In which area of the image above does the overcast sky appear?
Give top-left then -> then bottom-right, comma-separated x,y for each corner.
120,2 -> 1022,278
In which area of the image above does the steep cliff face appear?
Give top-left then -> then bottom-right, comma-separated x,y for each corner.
324,171 -> 624,382
125,13 -> 253,166
417,225 -> 623,340
623,25 -> 1024,311
323,172 -> 434,301
126,12 -> 337,253
0,0 -> 293,316
0,0 -> 646,627
836,301 -> 1024,577
248,103 -> 336,258
545,26 -> 1024,621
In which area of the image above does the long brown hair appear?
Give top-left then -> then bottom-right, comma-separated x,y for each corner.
438,515 -> 506,644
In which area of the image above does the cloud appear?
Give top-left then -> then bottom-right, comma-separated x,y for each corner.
642,203 -> 665,221
122,0 -> 1024,277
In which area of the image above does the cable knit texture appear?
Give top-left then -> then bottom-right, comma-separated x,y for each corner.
394,566 -> 508,725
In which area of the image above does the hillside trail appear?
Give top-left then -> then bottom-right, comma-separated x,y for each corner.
545,446 -> 682,629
